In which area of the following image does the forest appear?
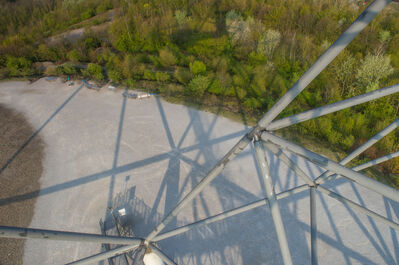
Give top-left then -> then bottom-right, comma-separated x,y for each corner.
0,0 -> 398,185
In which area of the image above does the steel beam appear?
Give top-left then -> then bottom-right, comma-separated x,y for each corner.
310,187 -> 318,265
254,139 -> 293,265
145,132 -> 253,241
66,245 -> 140,265
257,0 -> 391,128
317,185 -> 399,231
153,185 -> 308,242
262,132 -> 399,202
263,141 -> 315,186
266,85 -> 399,131
0,226 -> 142,245
352,151 -> 399,171
317,151 -> 399,184
150,244 -> 177,265
315,118 -> 399,184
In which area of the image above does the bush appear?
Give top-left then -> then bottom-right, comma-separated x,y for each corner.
355,54 -> 394,92
174,67 -> 192,84
159,48 -> 177,67
67,50 -> 82,63
6,56 -> 34,76
189,60 -> 206,75
174,10 -> 187,26
186,75 -> 211,97
155,72 -> 170,82
56,63 -> 77,75
108,69 -> 122,83
257,29 -> 281,58
143,70 -> 156,80
84,63 -> 104,80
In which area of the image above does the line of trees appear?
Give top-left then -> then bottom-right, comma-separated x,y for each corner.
0,0 -> 398,181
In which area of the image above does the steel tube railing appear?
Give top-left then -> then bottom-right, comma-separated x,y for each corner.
315,119 -> 399,184
254,139 -> 293,265
317,185 -> 399,231
266,85 -> 399,131
145,132 -> 253,241
0,226 -> 142,245
257,0 -> 391,128
262,132 -> 399,202
153,185 -> 308,242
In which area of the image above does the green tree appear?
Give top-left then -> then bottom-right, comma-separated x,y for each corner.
355,54 -> 394,92
84,63 -> 104,80
186,75 -> 211,97
189,61 -> 206,75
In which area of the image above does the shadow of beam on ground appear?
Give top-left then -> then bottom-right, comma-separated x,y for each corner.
0,129 -> 247,207
0,84 -> 84,174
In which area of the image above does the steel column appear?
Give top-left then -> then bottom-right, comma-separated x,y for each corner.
153,185 -> 308,242
317,185 -> 399,231
262,132 -> 399,202
254,139 -> 293,265
257,0 -> 391,128
315,118 -> 399,184
145,132 -> 253,241
310,187 -> 318,265
266,85 -> 399,131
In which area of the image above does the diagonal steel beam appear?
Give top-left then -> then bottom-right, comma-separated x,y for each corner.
153,185 -> 308,242
317,151 -> 399,184
0,226 -> 142,245
315,118 -> 399,184
317,185 -> 399,231
266,85 -> 399,131
262,132 -> 399,202
145,131 -> 253,241
150,244 -> 177,265
65,244 -> 140,265
254,139 -> 293,265
257,0 -> 391,128
263,141 -> 315,186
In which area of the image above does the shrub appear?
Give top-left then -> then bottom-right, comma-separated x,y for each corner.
174,10 -> 187,26
108,69 -> 122,83
189,60 -> 206,75
159,48 -> 177,67
257,29 -> 281,58
67,50 -> 82,63
155,72 -> 170,82
174,67 -> 192,84
6,56 -> 34,76
186,75 -> 211,97
355,54 -> 394,92
84,63 -> 104,80
143,70 -> 156,80
56,63 -> 77,75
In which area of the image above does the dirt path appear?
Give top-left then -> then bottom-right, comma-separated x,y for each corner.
0,105 -> 43,265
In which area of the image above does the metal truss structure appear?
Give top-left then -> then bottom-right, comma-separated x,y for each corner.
1,0 -> 399,264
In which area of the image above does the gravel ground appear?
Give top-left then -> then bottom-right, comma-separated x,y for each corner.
0,78 -> 398,265
0,104 -> 44,265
